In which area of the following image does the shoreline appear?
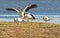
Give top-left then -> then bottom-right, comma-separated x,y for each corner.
0,21 -> 60,24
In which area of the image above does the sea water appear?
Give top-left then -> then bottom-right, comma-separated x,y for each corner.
0,0 -> 60,24
0,15 -> 60,24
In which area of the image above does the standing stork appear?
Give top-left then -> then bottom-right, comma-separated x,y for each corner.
6,4 -> 37,22
24,13 -> 35,22
43,16 -> 50,23
14,18 -> 25,24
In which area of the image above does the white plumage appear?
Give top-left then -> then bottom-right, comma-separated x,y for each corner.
14,13 -> 35,23
43,16 -> 50,23
24,13 -> 35,22
14,18 -> 25,24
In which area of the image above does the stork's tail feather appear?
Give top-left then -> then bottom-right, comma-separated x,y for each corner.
30,14 -> 35,19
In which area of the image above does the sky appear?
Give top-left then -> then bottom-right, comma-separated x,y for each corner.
0,0 -> 60,15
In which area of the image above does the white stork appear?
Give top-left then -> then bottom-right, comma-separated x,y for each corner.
24,13 -> 35,22
43,16 -> 50,23
14,18 -> 25,24
6,4 -> 37,22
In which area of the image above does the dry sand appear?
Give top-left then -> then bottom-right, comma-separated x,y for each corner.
0,22 -> 60,38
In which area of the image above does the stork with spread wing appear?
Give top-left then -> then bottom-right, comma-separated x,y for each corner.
6,4 -> 37,22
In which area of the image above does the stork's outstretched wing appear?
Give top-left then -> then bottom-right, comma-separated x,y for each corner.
6,8 -> 19,13
23,4 -> 37,12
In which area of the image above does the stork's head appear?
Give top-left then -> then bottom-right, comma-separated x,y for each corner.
18,6 -> 22,12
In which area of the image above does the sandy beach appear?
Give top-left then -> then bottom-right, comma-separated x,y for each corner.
0,22 -> 60,38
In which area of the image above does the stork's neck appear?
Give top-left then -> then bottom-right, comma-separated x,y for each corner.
18,11 -> 25,18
